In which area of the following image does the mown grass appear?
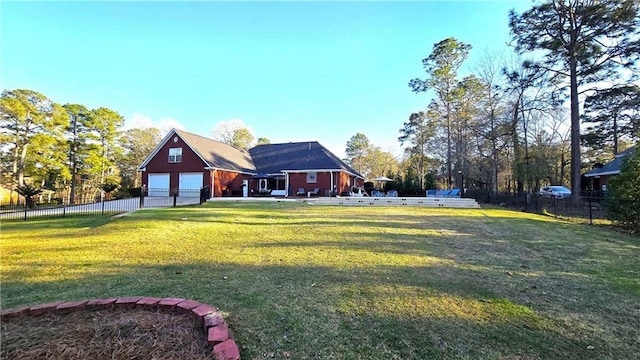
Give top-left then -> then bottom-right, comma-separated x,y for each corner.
1,202 -> 638,359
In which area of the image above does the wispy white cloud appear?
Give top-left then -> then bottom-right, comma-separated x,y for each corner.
126,113 -> 153,129
125,112 -> 185,136
210,119 -> 255,141
157,117 -> 184,134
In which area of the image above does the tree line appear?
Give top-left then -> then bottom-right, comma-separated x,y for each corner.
344,0 -> 639,199
3,1 -> 638,205
0,89 -> 273,205
0,89 -> 163,204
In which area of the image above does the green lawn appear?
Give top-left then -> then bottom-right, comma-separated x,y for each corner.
1,202 -> 638,359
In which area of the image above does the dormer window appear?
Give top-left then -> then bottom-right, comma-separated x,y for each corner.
169,147 -> 182,163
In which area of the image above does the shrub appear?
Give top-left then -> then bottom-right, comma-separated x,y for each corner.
101,179 -> 119,194
424,172 -> 436,190
16,184 -> 42,209
127,187 -> 142,197
383,182 -> 397,192
606,146 -> 639,233
364,181 -> 375,193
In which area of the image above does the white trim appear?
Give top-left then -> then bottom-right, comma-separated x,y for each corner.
138,130 -> 177,170
330,171 -> 334,195
284,171 -> 289,198
281,168 -> 364,179
205,167 -> 255,176
137,129 -> 208,170
584,170 -> 620,177
169,147 -> 183,163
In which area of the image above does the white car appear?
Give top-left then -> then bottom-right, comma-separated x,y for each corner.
538,186 -> 572,199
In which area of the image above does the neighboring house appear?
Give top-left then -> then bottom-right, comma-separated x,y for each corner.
137,129 -> 364,198
583,146 -> 636,191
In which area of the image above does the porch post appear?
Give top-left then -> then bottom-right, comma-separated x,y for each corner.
330,171 -> 334,196
211,169 -> 216,198
284,171 -> 289,198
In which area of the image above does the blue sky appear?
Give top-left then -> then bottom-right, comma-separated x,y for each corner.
2,1 -> 532,158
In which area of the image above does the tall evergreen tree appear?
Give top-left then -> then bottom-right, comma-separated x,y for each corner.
398,111 -> 436,191
0,89 -> 68,187
509,0 -> 640,198
582,85 -> 640,156
409,37 -> 472,188
230,128 -> 254,150
345,133 -> 372,176
63,104 -> 92,203
119,127 -> 162,190
85,107 -> 125,198
451,75 -> 486,191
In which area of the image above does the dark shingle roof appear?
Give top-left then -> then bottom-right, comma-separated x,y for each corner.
249,141 -> 362,177
141,129 -> 362,177
584,147 -> 636,177
174,129 -> 256,173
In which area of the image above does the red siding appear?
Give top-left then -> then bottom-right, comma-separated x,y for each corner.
142,135 -> 362,197
288,173 -> 307,195
288,171 -> 360,196
214,171 -> 250,197
142,136 -> 209,191
336,172 -> 351,194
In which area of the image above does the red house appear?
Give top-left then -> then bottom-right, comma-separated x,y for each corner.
138,129 -> 364,198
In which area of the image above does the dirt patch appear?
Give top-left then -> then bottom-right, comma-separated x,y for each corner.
1,307 -> 213,360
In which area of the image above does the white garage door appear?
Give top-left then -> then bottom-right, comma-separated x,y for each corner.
148,174 -> 170,196
179,172 -> 203,196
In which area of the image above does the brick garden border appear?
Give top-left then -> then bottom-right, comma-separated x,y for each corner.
0,296 -> 240,360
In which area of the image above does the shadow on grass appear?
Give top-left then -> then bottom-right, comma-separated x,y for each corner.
2,203 -> 639,359
2,260 -> 637,360
1,216 -> 114,230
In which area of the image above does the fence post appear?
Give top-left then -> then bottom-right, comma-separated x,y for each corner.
554,197 -> 558,218
589,196 -> 593,225
102,196 -> 105,216
63,201 -> 66,218
173,191 -> 177,207
139,186 -> 145,209
23,201 -> 28,221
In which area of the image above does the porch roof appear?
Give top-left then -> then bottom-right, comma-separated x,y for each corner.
250,141 -> 363,178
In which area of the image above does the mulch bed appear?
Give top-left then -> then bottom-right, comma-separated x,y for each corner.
1,307 -> 213,360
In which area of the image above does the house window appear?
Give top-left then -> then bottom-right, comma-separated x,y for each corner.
306,172 -> 317,183
169,147 -> 182,163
